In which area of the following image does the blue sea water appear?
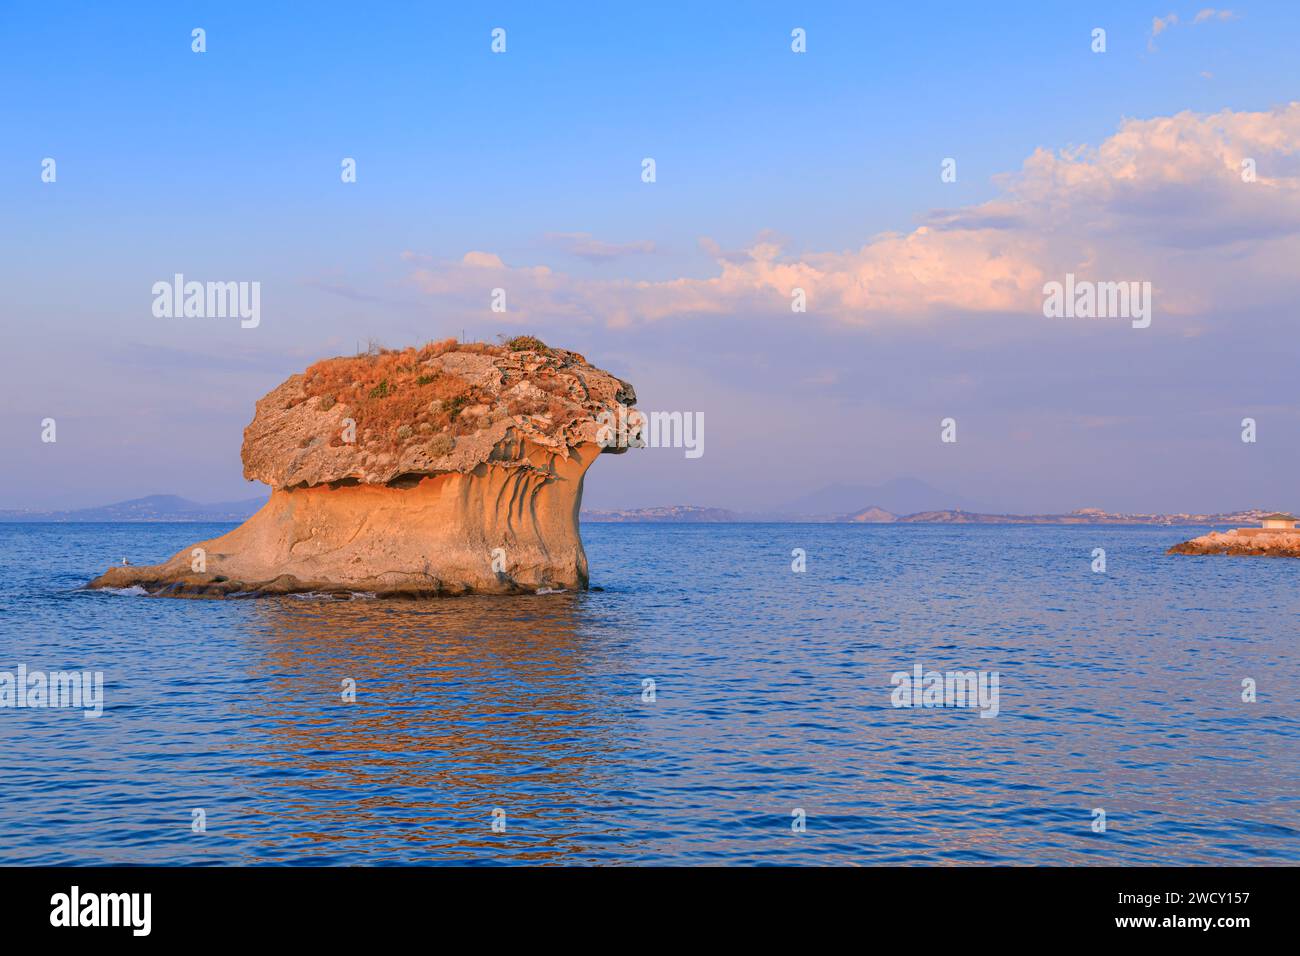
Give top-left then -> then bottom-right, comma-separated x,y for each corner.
0,521 -> 1295,866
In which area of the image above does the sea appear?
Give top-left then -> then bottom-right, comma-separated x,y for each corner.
0,521 -> 1295,865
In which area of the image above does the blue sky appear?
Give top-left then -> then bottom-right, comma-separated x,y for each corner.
3,2 -> 1300,512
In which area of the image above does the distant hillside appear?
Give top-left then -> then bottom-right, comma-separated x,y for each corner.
0,494 -> 267,522
845,506 -> 896,523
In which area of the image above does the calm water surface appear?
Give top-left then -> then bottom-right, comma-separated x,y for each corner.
0,522 -> 1295,865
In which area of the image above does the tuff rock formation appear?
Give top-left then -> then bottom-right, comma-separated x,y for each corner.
89,338 -> 636,597
1168,528 -> 1300,557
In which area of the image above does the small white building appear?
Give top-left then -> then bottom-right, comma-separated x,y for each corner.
1261,512 -> 1297,530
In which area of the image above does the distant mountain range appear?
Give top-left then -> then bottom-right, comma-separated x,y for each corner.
583,478 -> 1283,524
582,504 -> 1273,526
1,491 -> 1279,528
0,494 -> 268,522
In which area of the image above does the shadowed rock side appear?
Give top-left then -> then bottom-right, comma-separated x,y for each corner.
1168,529 -> 1300,557
89,339 -> 636,597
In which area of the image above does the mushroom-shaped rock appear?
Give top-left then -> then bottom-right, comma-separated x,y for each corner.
89,338 -> 637,597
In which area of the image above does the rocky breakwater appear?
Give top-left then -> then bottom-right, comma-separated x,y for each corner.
1168,528 -> 1300,557
89,337 -> 637,597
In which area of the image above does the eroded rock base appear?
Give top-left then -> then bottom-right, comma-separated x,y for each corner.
88,443 -> 599,598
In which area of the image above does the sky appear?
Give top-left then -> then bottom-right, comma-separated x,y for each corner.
3,1 -> 1300,514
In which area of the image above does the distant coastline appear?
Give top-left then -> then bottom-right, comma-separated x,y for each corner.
0,494 -> 268,523
0,494 -> 1279,528
582,505 -> 1268,526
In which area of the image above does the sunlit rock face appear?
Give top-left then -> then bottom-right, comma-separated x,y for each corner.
1168,528 -> 1300,557
89,339 -> 636,597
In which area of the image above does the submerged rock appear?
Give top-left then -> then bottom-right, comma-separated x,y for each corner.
89,338 -> 636,597
1168,528 -> 1300,557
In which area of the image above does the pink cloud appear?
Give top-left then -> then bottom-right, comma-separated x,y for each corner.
405,103 -> 1300,329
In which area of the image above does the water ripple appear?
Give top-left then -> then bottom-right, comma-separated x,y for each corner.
0,522 -> 1296,864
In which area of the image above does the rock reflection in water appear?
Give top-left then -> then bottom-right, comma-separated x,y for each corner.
227,593 -> 641,863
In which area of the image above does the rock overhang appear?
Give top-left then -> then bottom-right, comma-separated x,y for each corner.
241,338 -> 637,490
